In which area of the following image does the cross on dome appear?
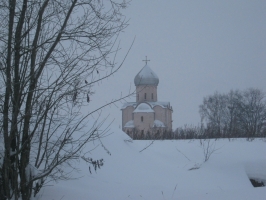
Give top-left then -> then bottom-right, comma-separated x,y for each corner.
142,56 -> 150,65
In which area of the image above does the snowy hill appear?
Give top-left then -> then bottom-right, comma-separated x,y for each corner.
41,127 -> 266,200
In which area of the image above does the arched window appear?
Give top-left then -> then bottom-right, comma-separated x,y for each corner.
141,116 -> 143,122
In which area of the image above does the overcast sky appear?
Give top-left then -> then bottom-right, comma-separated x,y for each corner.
89,0 -> 266,130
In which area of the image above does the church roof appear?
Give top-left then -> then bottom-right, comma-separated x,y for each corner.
121,102 -> 137,109
153,120 -> 165,128
149,101 -> 172,110
134,65 -> 159,86
121,101 -> 172,110
124,120 -> 134,128
133,103 -> 154,113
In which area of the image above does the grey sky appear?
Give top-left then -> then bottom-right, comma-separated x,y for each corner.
89,0 -> 266,130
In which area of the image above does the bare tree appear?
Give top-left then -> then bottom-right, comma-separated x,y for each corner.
199,89 -> 266,139
200,139 -> 219,162
237,88 -> 266,139
224,90 -> 242,138
0,1 -> 131,199
199,92 -> 227,138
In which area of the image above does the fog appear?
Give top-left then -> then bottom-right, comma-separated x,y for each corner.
89,0 -> 266,130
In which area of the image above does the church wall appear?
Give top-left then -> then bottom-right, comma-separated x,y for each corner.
133,112 -> 154,133
122,106 -> 134,127
165,108 -> 173,130
136,86 -> 157,102
153,106 -> 165,125
154,106 -> 173,131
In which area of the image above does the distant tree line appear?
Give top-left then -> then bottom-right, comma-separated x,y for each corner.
128,129 -> 174,140
198,88 -> 266,139
129,88 -> 266,140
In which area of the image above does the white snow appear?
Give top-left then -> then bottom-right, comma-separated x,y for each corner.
121,102 -> 136,109
124,120 -> 134,128
39,127 -> 266,200
133,103 -> 154,113
153,119 -> 165,127
149,101 -> 171,109
245,161 -> 266,183
25,163 -> 38,182
121,101 -> 171,111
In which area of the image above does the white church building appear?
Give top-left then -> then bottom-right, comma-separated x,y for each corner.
121,60 -> 173,138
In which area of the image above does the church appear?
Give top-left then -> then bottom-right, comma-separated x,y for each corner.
121,58 -> 173,139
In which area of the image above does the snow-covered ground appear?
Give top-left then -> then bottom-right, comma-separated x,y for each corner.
40,127 -> 266,200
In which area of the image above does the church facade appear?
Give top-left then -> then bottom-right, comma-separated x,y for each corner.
121,62 -> 173,139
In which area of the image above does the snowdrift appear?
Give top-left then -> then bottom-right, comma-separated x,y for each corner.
41,127 -> 266,200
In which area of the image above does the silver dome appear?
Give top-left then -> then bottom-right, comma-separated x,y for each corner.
134,65 -> 159,86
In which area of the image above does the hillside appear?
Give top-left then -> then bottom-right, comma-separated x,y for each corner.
41,128 -> 266,200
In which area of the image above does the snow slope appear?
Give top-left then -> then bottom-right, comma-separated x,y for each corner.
41,127 -> 266,200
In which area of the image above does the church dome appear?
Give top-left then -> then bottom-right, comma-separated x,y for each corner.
134,65 -> 159,86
